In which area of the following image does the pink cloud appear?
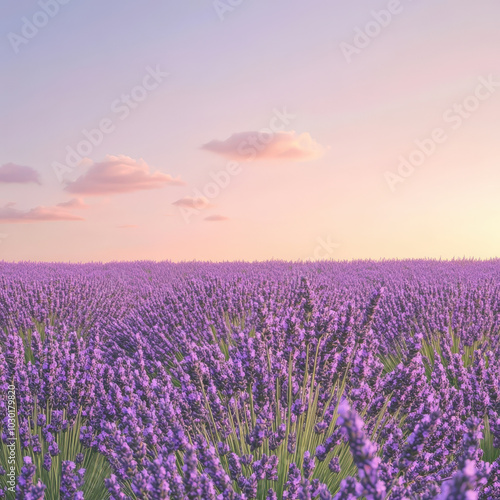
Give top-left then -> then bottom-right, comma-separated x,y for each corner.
65,155 -> 185,196
0,203 -> 85,224
0,163 -> 41,184
117,224 -> 138,229
57,198 -> 88,209
201,131 -> 325,161
204,215 -> 229,222
172,196 -> 212,210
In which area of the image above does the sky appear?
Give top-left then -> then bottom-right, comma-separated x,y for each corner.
0,0 -> 499,262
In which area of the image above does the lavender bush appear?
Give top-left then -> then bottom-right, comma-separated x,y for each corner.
0,260 -> 499,499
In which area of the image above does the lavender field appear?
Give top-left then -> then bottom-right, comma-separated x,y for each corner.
1,260 -> 500,499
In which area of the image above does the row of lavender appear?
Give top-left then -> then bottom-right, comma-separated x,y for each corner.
0,260 -> 499,499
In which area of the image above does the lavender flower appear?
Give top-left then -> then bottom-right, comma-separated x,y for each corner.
287,432 -> 297,454
302,451 -> 315,479
43,452 -> 52,472
60,461 -> 85,500
336,405 -> 386,500
329,456 -> 341,474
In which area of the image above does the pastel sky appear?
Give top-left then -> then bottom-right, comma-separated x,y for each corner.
1,0 -> 499,262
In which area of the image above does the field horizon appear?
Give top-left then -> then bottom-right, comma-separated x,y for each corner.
1,257 -> 500,266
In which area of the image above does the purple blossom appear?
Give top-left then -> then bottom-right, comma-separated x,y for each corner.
2,261 -> 500,499
60,461 -> 85,500
43,452 -> 52,472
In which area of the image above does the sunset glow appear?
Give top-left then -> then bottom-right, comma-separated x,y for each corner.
1,1 -> 499,261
